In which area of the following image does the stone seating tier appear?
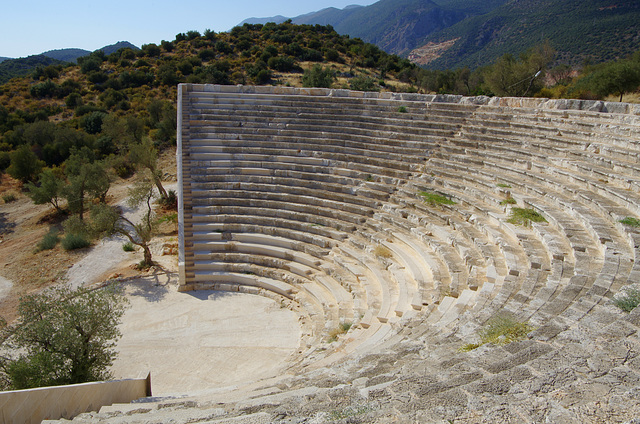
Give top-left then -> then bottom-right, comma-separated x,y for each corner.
167,85 -> 640,423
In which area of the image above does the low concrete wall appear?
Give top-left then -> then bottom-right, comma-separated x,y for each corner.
0,374 -> 151,424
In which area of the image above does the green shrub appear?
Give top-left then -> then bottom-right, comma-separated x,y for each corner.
420,191 -> 456,206
613,287 -> 640,312
496,183 -> 512,188
507,207 -> 546,226
61,233 -> 91,251
36,230 -> 60,252
500,197 -> 517,205
158,190 -> 177,210
349,75 -> 379,92
122,242 -> 135,252
397,106 -> 408,113
620,217 -> 640,228
2,192 -> 17,203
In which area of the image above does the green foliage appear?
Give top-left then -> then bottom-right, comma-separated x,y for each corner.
349,75 -> 379,92
92,179 -> 158,266
63,151 -> 110,220
0,55 -> 67,85
1,284 -> 128,389
302,64 -> 335,88
613,287 -> 640,312
461,314 -> 535,351
507,207 -> 547,226
2,192 -> 17,203
36,229 -> 60,251
567,54 -> 640,101
7,145 -> 44,183
158,189 -> 177,210
484,43 -> 555,97
26,168 -> 65,212
500,197 -> 517,205
61,232 -> 91,250
496,183 -> 511,188
327,321 -> 352,342
620,217 -> 640,228
122,241 -> 135,252
420,191 -> 456,206
397,106 -> 408,113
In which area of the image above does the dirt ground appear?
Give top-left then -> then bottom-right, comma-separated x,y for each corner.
0,149 -> 178,321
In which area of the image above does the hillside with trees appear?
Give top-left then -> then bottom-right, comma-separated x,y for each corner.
418,0 -> 640,69
243,0 -> 640,69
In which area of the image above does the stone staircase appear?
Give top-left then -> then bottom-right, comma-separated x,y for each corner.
49,86 -> 640,423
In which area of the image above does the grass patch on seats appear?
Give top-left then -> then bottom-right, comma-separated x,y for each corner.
620,217 -> 640,228
613,286 -> 640,312
496,183 -> 512,188
460,315 -> 535,351
420,191 -> 456,206
507,207 -> 546,226
328,321 -> 352,342
500,196 -> 517,205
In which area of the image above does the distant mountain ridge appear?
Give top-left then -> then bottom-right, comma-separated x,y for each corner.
239,0 -> 505,56
41,48 -> 91,63
0,41 -> 140,85
238,0 -> 640,69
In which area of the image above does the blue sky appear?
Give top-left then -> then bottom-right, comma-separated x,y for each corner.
2,0 -> 378,58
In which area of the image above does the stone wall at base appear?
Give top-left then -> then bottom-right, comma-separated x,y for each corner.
0,374 -> 151,424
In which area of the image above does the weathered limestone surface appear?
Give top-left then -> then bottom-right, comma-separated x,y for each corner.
52,85 -> 640,423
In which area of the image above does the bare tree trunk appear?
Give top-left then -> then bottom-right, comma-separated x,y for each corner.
142,244 -> 153,266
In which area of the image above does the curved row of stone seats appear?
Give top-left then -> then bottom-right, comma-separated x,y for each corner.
178,84 -> 640,378
425,138 -> 638,323
400,159 -> 608,328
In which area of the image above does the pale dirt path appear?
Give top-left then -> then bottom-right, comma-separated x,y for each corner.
0,276 -> 11,300
65,183 -> 177,289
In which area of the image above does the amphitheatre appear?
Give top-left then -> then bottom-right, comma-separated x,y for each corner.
54,84 -> 640,423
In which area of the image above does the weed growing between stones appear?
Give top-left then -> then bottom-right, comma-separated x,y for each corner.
496,183 -> 512,188
620,217 -> 640,228
327,404 -> 376,421
328,321 -> 352,342
507,207 -> 546,226
122,241 -> 135,252
460,315 -> 535,351
397,106 -> 408,113
500,197 -> 517,205
420,191 -> 456,206
613,286 -> 640,312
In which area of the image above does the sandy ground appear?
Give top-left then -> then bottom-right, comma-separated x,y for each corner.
111,276 -> 301,396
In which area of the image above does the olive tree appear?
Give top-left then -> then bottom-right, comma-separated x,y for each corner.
0,284 -> 128,390
92,179 -> 157,267
129,138 -> 168,200
25,168 -> 65,213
